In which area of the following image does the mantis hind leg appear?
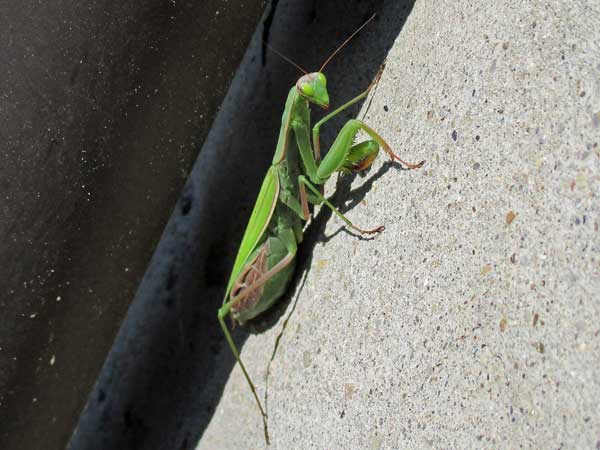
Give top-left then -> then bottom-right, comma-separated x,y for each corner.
218,304 -> 270,444
218,231 -> 297,445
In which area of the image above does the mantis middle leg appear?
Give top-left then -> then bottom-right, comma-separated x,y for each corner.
298,174 -> 384,234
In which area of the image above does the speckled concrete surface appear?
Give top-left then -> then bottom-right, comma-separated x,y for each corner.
197,1 -> 600,449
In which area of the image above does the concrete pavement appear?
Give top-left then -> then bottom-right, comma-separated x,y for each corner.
197,0 -> 600,449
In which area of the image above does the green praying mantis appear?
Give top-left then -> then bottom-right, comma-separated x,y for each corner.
217,15 -> 424,444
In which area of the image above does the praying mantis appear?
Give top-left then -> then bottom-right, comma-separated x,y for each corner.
217,15 -> 424,444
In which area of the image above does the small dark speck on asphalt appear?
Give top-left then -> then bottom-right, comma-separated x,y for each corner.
452,130 -> 457,141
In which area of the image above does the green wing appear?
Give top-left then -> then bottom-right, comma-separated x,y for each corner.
224,165 -> 279,302
273,88 -> 297,163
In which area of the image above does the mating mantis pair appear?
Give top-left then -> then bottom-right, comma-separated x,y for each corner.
216,15 -> 424,444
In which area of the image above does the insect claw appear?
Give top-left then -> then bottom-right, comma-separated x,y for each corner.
407,160 -> 426,169
391,154 -> 425,170
355,224 -> 385,234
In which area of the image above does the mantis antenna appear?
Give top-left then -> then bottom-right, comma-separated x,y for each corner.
319,13 -> 376,72
263,41 -> 308,75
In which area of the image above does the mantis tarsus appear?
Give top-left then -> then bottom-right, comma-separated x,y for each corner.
217,14 -> 424,444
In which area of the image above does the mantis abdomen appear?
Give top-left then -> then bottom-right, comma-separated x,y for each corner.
229,216 -> 299,324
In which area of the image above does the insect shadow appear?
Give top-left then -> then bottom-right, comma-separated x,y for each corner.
243,158 -> 415,442
245,157 -> 401,334
320,159 -> 405,242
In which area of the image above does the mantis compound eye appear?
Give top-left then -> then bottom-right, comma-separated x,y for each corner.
301,84 -> 314,96
317,72 -> 326,85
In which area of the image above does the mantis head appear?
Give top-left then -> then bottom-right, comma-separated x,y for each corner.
296,72 -> 329,109
269,14 -> 375,110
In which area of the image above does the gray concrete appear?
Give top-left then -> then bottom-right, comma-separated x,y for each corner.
197,0 -> 600,449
